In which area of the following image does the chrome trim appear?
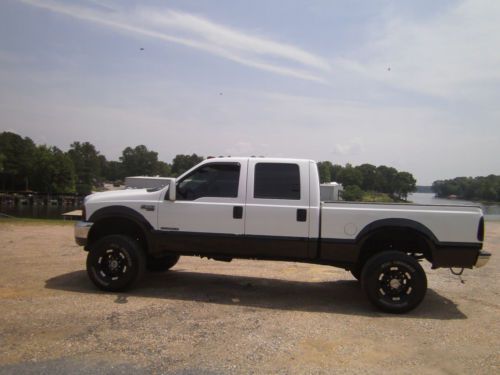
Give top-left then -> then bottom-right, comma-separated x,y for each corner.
475,251 -> 491,268
75,221 -> 93,246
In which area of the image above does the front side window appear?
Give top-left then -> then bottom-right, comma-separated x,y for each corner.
254,163 -> 300,200
176,163 -> 240,201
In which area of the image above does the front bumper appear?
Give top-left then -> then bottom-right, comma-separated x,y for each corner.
475,251 -> 491,268
75,221 -> 93,246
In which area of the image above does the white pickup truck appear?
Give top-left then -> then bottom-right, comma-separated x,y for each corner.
75,157 -> 490,313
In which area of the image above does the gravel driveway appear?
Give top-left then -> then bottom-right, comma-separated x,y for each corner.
0,220 -> 499,374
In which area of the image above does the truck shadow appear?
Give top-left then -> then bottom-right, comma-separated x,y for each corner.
45,269 -> 466,320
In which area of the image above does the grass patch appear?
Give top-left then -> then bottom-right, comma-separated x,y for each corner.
361,192 -> 396,203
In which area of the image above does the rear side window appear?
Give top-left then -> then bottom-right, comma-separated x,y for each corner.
254,163 -> 300,200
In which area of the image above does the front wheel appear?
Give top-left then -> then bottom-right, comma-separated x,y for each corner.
86,234 -> 146,292
361,251 -> 427,313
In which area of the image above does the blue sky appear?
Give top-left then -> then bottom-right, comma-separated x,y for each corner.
1,0 -> 499,184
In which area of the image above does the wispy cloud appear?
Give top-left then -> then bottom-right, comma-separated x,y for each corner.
18,0 -> 329,82
333,0 -> 500,100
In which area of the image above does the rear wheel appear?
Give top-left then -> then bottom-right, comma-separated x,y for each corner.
361,251 -> 427,313
146,254 -> 180,272
86,234 -> 146,292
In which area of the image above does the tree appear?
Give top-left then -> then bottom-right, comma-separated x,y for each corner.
330,164 -> 344,182
357,164 -> 377,191
0,132 -> 36,191
120,145 -> 160,177
433,174 -> 500,202
156,161 -> 172,177
375,165 -> 399,195
31,146 -> 75,194
102,160 -> 125,181
0,153 -> 5,173
394,171 -> 416,200
338,164 -> 363,187
67,141 -> 103,194
317,161 -> 332,183
171,154 -> 204,176
341,185 -> 364,201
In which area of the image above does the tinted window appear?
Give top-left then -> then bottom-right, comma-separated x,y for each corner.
176,163 -> 240,201
254,163 -> 300,200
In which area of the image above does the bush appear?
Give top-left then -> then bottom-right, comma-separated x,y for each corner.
341,185 -> 364,201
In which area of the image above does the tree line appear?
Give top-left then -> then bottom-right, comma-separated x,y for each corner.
0,132 -> 202,195
317,161 -> 417,201
1,131 -> 418,200
432,175 -> 500,202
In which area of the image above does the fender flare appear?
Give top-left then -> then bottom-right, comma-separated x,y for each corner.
355,218 -> 438,250
87,205 -> 154,249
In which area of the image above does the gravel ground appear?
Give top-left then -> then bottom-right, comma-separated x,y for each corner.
0,220 -> 499,374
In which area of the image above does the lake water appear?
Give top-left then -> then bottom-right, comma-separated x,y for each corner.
408,192 -> 500,221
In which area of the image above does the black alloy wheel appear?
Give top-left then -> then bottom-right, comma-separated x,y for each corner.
361,251 -> 427,313
87,234 -> 146,292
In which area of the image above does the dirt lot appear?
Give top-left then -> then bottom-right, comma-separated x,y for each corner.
0,220 -> 499,374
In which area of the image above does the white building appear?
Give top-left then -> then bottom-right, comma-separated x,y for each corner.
320,182 -> 344,201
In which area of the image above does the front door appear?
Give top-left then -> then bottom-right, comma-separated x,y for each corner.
157,160 -> 247,255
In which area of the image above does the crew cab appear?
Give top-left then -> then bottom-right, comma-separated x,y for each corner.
75,157 -> 490,313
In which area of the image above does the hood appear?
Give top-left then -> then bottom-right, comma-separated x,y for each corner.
85,188 -> 166,204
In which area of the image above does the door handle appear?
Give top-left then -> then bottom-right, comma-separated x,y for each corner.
233,206 -> 243,219
296,208 -> 307,222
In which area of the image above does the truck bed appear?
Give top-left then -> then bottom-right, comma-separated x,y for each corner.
320,201 -> 482,244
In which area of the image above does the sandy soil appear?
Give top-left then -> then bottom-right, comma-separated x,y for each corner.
0,220 -> 499,374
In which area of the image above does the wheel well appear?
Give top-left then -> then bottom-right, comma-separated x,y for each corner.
87,217 -> 149,252
355,227 -> 434,269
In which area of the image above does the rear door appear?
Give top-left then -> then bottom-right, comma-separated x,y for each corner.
244,160 -> 310,259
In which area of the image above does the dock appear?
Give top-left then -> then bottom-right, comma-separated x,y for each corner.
61,210 -> 82,220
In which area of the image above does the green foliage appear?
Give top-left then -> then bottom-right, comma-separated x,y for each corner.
119,145 -> 173,178
0,153 -> 5,172
361,192 -> 394,203
374,165 -> 398,195
67,141 -> 103,194
0,132 -> 36,190
171,154 -> 204,176
156,161 -> 172,177
433,175 -> 500,202
339,164 -> 363,187
395,171 -> 416,200
120,145 -> 159,177
357,164 -> 377,191
0,132 -> 209,194
316,160 -> 416,202
101,160 -> 125,181
31,146 -> 75,193
341,185 -> 364,201
317,161 -> 332,183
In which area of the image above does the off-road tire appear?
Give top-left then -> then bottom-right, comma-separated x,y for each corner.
86,234 -> 146,292
361,251 -> 427,313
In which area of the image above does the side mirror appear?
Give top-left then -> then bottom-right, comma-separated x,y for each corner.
168,179 -> 176,201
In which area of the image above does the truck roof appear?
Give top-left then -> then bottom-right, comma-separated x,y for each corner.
202,156 -> 316,164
